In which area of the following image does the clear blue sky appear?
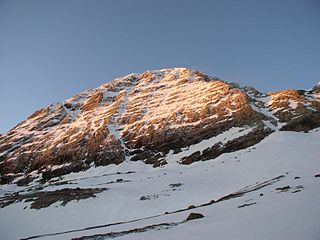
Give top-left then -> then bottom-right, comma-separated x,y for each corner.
1,0 -> 320,133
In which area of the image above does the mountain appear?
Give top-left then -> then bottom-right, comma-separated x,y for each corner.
1,68 -> 319,184
0,68 -> 320,240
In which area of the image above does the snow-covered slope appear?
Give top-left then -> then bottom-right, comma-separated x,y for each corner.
0,129 -> 319,240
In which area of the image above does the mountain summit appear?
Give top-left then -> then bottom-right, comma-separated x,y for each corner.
1,68 -> 320,183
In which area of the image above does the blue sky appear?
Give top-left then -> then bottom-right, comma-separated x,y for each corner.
1,0 -> 320,133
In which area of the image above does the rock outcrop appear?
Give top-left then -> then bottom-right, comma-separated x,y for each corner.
0,68 -> 319,183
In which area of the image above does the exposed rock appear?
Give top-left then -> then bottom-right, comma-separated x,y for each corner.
139,196 -> 151,201
81,91 -> 104,112
238,202 -> 256,208
292,189 -> 301,193
268,89 -> 320,129
16,175 -> 35,186
186,212 -> 204,221
276,186 -> 291,191
72,222 -> 178,240
41,163 -> 90,182
0,174 -> 15,185
280,112 -> 320,132
0,187 -> 107,209
169,183 -> 183,188
180,127 -> 272,165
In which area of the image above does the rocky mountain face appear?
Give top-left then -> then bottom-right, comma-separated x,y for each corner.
1,68 -> 319,184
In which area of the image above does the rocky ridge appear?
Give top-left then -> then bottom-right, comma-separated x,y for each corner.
0,68 -> 319,184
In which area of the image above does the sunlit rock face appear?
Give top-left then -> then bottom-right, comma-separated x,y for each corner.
0,68 -> 319,182
266,88 -> 320,131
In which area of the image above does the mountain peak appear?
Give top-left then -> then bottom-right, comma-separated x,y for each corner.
0,69 -> 320,184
